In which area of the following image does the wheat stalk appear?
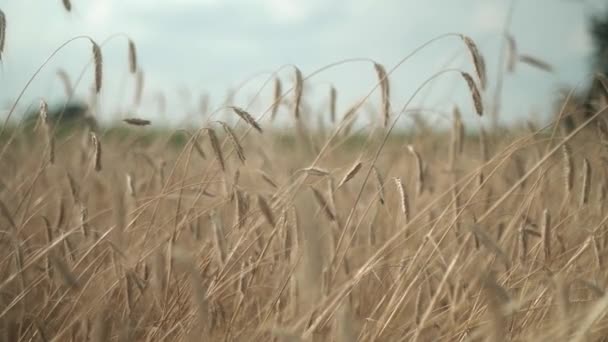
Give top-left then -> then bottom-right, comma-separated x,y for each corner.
393,177 -> 410,223
257,195 -> 276,227
407,145 -> 424,196
210,210 -> 227,266
62,0 -> 72,11
272,77 -> 282,121
519,54 -> 553,72
461,35 -> 487,90
128,39 -> 137,74
39,100 -> 55,164
56,69 -> 73,97
580,158 -> 591,207
294,67 -> 303,119
90,132 -> 102,172
541,209 -> 551,261
461,72 -> 483,116
372,165 -> 385,205
217,121 -> 246,163
206,128 -> 225,172
562,144 -> 573,197
338,161 -> 362,189
231,106 -> 263,133
374,63 -> 391,127
91,41 -> 103,93
311,187 -> 336,221
0,10 -> 5,60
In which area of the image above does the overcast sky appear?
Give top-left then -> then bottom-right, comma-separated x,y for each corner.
1,0 -> 607,128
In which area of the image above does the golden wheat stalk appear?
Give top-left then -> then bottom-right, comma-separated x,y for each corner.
393,177 -> 410,223
217,121 -> 246,163
372,165 -> 385,205
210,210 -> 227,266
541,209 -> 551,261
562,144 -> 573,196
294,67 -> 303,119
407,145 -> 424,196
461,35 -> 487,90
374,63 -> 391,127
128,39 -> 137,74
311,187 -> 336,221
338,161 -> 362,189
519,54 -> 553,72
56,69 -> 73,97
90,132 -> 102,171
257,195 -> 276,227
461,72 -> 483,116
91,41 -> 103,93
206,128 -> 225,172
231,106 -> 263,133
272,77 -> 282,121
0,10 -> 5,60
580,158 -> 591,207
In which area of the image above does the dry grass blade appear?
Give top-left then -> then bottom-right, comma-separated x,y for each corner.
0,10 -> 5,59
393,177 -> 410,223
218,121 -> 246,163
272,77 -> 282,121
123,118 -> 150,126
338,161 -> 362,189
461,72 -> 483,116
90,132 -> 102,172
257,195 -> 276,227
91,41 -> 103,93
461,35 -> 487,89
56,68 -> 74,97
91,308 -> 111,342
231,106 -> 263,133
40,100 -> 55,164
519,54 -> 553,72
294,67 -> 303,119
128,39 -> 137,74
374,62 -> 391,127
206,128 -> 225,172
62,0 -> 72,12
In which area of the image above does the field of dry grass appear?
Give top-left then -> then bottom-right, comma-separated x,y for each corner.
4,5 -> 608,342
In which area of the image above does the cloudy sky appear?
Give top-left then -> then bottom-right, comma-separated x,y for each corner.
1,0 -> 607,127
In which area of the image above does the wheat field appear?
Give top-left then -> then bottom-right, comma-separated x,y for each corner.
3,5 -> 608,342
